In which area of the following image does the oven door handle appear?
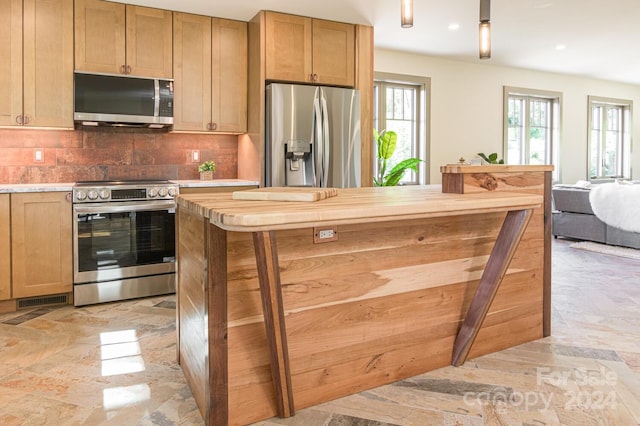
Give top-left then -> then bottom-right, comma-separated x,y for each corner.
73,200 -> 176,214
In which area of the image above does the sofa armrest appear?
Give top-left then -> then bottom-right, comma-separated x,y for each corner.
552,187 -> 594,214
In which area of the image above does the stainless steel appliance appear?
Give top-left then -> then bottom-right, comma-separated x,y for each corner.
74,72 -> 174,129
72,180 -> 178,306
266,83 -> 361,187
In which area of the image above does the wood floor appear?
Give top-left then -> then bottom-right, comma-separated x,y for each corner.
0,238 -> 639,425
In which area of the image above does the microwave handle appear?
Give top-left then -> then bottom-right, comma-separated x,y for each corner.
73,200 -> 176,214
154,80 -> 160,117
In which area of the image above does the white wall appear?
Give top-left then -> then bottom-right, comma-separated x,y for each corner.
374,48 -> 640,184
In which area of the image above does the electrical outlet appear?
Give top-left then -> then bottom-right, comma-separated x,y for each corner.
192,150 -> 200,162
313,226 -> 338,243
319,229 -> 334,239
34,149 -> 44,162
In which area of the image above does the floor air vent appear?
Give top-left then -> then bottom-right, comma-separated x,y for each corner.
17,294 -> 69,309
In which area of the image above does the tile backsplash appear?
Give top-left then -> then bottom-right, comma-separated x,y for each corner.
0,128 -> 238,183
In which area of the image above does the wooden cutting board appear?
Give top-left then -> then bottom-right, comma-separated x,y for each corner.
231,187 -> 338,202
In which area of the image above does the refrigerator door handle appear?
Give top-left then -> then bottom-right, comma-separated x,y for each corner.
320,89 -> 330,188
312,87 -> 323,187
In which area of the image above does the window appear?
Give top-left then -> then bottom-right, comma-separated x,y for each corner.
503,87 -> 561,181
373,73 -> 429,185
588,96 -> 632,180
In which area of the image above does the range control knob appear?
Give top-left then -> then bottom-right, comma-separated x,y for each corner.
158,187 -> 168,198
168,188 -> 177,198
87,190 -> 98,200
75,190 -> 87,201
148,188 -> 158,198
98,189 -> 110,200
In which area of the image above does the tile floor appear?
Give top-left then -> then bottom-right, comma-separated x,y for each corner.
1,239 -> 639,425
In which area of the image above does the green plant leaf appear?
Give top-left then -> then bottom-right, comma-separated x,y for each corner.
378,130 -> 397,160
477,153 -> 490,163
477,152 -> 503,164
382,158 -> 422,186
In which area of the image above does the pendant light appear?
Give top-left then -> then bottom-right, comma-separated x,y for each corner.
479,0 -> 491,59
401,0 -> 413,28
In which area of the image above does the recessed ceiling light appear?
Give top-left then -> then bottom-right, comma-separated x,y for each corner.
448,23 -> 460,31
555,44 -> 566,50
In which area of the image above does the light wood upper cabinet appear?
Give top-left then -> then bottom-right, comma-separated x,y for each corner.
0,194 -> 10,301
265,13 -> 312,84
0,0 -> 73,128
173,13 -> 247,133
311,19 -> 355,87
74,0 -> 124,75
0,0 -> 22,127
211,18 -> 247,132
126,5 -> 173,78
265,12 -> 354,87
75,0 -> 172,78
11,192 -> 72,299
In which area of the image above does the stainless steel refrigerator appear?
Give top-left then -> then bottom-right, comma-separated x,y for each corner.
265,83 -> 361,188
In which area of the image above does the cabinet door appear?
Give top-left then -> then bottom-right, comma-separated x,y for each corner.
22,0 -> 73,128
312,20 -> 355,87
265,12 -> 312,83
0,194 -> 10,301
212,18 -> 247,133
74,0 -> 125,74
126,5 -> 173,78
173,12 -> 212,132
0,0 -> 22,127
11,192 -> 72,299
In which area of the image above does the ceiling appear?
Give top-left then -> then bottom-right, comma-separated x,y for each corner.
116,0 -> 640,86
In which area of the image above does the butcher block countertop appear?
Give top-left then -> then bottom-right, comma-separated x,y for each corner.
176,185 -> 543,231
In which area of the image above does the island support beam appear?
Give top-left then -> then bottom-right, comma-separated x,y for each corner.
451,208 -> 534,366
253,231 -> 295,418
208,225 -> 229,424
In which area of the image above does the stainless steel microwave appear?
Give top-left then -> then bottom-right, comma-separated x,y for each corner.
74,72 -> 174,129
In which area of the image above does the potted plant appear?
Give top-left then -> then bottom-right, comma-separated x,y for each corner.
373,129 -> 422,186
198,160 -> 216,180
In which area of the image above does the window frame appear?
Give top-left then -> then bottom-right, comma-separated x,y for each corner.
373,72 -> 430,185
503,86 -> 562,182
587,96 -> 633,181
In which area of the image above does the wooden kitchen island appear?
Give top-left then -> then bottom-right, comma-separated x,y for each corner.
176,185 -> 545,425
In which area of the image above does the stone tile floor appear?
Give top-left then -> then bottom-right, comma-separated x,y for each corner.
0,238 -> 639,425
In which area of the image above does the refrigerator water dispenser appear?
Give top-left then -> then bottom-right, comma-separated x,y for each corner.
285,140 -> 313,186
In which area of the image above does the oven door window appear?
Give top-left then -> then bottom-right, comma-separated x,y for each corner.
76,210 -> 175,273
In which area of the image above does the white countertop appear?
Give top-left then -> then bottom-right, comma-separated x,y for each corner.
170,179 -> 259,188
0,179 -> 259,193
0,183 -> 76,193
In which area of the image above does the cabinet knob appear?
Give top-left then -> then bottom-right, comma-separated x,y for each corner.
15,115 -> 23,125
120,65 -> 126,74
311,73 -> 319,82
65,192 -> 72,203
126,65 -> 132,74
23,115 -> 30,125
211,122 -> 217,131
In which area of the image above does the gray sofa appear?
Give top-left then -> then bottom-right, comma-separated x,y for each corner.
552,186 -> 640,249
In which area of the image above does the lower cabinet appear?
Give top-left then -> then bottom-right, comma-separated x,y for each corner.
11,192 -> 72,299
0,194 -> 10,301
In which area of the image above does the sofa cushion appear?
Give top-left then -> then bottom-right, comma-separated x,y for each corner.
552,187 -> 594,214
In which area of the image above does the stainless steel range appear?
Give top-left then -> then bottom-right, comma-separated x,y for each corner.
72,180 -> 179,306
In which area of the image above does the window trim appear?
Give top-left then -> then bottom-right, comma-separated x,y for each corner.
587,95 -> 633,181
503,86 -> 562,182
374,72 -> 430,185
